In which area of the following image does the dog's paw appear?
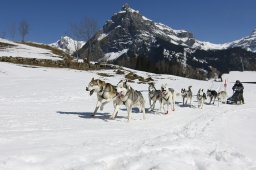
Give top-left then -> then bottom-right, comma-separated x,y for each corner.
109,116 -> 115,120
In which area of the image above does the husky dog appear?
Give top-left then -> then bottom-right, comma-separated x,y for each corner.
181,86 -> 193,107
217,91 -> 227,106
86,78 -> 117,116
148,83 -> 162,111
197,88 -> 207,109
160,83 -> 176,114
111,80 -> 146,121
207,89 -> 218,104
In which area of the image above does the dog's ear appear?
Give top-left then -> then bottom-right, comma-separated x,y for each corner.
92,77 -> 94,81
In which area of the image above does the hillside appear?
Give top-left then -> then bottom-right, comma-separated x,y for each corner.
0,62 -> 256,169
0,38 -> 64,60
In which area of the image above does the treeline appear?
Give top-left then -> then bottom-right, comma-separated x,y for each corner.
114,55 -> 211,80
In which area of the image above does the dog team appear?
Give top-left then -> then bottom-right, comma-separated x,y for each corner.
86,78 -> 228,121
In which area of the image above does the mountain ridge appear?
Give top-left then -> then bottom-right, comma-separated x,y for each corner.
77,4 -> 256,79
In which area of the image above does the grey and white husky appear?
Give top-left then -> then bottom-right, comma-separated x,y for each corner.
148,83 -> 162,111
111,80 -> 146,121
181,86 -> 193,107
160,83 -> 176,114
197,88 -> 207,109
217,91 -> 227,106
86,78 -> 117,116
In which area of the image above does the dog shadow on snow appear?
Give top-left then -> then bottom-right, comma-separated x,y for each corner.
56,111 -> 127,121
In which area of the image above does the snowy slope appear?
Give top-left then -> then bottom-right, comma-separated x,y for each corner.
230,29 -> 256,53
50,36 -> 85,54
0,38 -> 62,60
0,62 -> 256,170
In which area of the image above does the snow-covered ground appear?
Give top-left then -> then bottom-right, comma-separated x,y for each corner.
0,62 -> 256,170
0,38 -> 62,60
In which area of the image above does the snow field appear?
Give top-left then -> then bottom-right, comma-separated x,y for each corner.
0,62 -> 256,170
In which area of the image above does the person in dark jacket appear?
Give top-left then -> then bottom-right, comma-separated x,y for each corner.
232,80 -> 244,104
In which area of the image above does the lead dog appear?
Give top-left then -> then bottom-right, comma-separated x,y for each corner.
160,83 -> 176,114
181,86 -> 193,107
148,83 -> 162,111
86,78 -> 117,116
111,80 -> 146,121
197,88 -> 207,109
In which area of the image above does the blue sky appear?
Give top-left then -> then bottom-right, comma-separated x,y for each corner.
0,0 -> 255,44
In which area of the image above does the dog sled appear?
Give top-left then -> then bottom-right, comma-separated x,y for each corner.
226,90 -> 243,104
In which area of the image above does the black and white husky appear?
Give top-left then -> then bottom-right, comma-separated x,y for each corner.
111,80 -> 146,121
197,88 -> 207,109
181,86 -> 193,107
207,89 -> 218,104
148,83 -> 162,111
160,83 -> 176,114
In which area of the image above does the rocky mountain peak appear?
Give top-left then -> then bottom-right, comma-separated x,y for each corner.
78,4 -> 256,80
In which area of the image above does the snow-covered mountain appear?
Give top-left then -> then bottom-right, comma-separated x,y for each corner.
50,36 -> 85,54
229,29 -> 256,53
78,4 -> 256,79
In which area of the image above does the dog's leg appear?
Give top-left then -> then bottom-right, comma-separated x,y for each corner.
172,94 -> 176,111
127,105 -> 132,122
110,104 -> 120,119
151,99 -> 157,111
92,101 -> 101,116
100,100 -> 108,111
142,103 -> 146,120
160,100 -> 164,112
149,95 -> 152,109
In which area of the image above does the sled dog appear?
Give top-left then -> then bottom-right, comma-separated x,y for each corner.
197,88 -> 207,109
207,89 -> 218,104
111,80 -> 146,121
217,91 -> 227,106
181,86 -> 193,107
160,83 -> 176,113
86,78 -> 117,116
148,83 -> 162,111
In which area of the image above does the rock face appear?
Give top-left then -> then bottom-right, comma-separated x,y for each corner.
78,4 -> 256,79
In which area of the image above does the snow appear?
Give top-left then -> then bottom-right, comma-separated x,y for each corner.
193,40 -> 230,51
0,61 -> 256,170
50,36 -> 85,54
103,49 -> 128,61
97,33 -> 108,41
142,16 -> 152,22
0,38 -> 62,60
